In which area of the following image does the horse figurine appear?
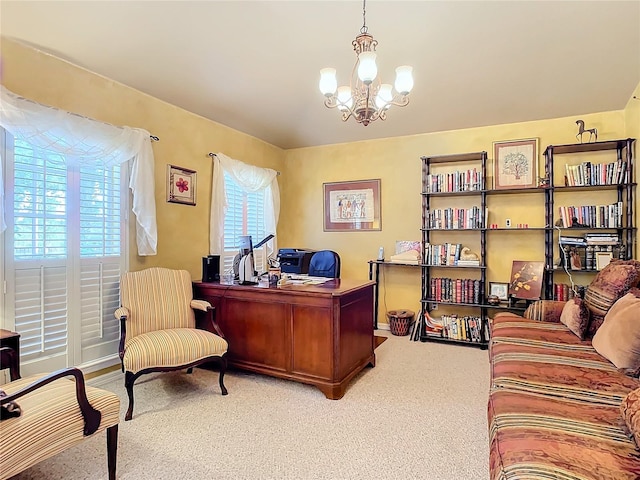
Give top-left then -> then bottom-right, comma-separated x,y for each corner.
575,119 -> 597,143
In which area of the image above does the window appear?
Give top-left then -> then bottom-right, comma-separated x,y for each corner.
222,171 -> 267,274
2,133 -> 128,375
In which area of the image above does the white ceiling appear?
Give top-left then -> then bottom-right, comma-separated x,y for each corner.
1,1 -> 639,149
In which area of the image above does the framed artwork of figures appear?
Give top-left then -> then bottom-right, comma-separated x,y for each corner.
323,179 -> 381,231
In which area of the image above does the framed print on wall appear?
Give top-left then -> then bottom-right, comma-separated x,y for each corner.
323,179 -> 381,231
167,164 -> 197,206
493,138 -> 539,190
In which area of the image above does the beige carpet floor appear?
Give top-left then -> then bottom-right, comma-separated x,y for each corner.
10,332 -> 490,479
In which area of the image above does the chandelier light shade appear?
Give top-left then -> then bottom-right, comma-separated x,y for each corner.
319,0 -> 413,126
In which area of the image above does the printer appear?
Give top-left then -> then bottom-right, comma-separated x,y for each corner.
277,248 -> 315,274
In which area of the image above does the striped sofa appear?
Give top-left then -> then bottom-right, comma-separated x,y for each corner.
488,311 -> 640,480
0,367 -> 120,480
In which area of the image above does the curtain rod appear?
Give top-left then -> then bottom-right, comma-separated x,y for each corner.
208,152 -> 280,175
5,89 -> 159,141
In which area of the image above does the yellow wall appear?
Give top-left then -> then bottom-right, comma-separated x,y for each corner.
1,38 -> 284,278
281,113 -> 630,322
2,38 -> 637,326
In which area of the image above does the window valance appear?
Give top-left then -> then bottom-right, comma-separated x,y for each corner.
210,152 -> 280,258
0,85 -> 157,255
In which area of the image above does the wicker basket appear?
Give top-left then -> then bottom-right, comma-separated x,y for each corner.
386,310 -> 415,336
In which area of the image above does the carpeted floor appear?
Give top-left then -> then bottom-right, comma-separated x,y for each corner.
11,332 -> 490,479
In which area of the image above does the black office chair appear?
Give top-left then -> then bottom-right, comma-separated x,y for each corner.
308,250 -> 341,278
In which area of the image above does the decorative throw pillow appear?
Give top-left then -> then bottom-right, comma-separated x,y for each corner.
559,297 -> 590,339
621,387 -> 640,446
592,292 -> 640,369
584,259 -> 640,336
523,300 -> 565,323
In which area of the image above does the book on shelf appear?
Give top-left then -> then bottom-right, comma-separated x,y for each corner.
559,236 -> 587,246
395,240 -> 421,255
424,168 -> 483,194
430,278 -> 481,303
423,311 -> 444,337
430,314 -> 482,342
390,240 -> 421,264
563,160 -> 628,187
557,202 -> 623,228
456,259 -> 480,266
585,232 -> 620,245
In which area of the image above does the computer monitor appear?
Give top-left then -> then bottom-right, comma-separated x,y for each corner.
236,235 -> 256,284
238,235 -> 253,256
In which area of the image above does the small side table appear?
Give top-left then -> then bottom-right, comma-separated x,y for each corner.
0,329 -> 21,380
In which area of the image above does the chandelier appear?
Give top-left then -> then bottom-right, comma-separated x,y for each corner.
318,0 -> 414,126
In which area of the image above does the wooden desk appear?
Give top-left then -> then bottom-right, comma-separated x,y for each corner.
193,279 -> 375,399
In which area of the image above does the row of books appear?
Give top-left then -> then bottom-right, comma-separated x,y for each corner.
564,160 -> 628,187
560,233 -> 620,246
425,243 -> 481,267
425,206 -> 483,230
424,311 -> 483,343
552,283 -> 586,301
424,168 -> 483,193
557,202 -> 623,228
429,278 -> 482,304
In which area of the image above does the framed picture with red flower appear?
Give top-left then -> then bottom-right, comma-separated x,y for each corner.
508,260 -> 544,300
167,164 -> 197,206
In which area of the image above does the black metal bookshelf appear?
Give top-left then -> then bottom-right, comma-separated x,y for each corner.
543,139 -> 636,299
420,151 -> 490,349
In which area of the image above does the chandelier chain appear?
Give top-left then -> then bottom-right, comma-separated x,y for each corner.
360,0 -> 368,34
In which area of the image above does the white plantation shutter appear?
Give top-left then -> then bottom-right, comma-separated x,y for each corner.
13,143 -> 67,260
11,142 -> 69,370
14,263 -> 68,370
79,164 -> 121,257
3,135 -> 128,375
222,172 -> 267,274
79,260 -> 121,360
78,164 -> 124,363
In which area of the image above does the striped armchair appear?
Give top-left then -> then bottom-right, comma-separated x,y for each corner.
0,366 -> 120,480
116,267 -> 228,420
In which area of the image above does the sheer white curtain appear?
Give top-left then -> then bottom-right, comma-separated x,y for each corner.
0,85 -> 157,255
210,152 -> 280,258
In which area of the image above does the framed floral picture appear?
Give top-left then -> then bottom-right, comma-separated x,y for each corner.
167,165 -> 196,206
508,260 -> 544,300
493,138 -> 539,190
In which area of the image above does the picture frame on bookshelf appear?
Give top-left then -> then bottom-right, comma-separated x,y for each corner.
493,138 -> 539,190
323,179 -> 381,231
508,260 -> 544,300
167,164 -> 197,206
489,282 -> 509,301
595,251 -> 613,271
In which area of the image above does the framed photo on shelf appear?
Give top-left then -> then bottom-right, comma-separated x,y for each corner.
323,179 -> 381,231
489,282 -> 509,301
493,138 -> 539,190
508,260 -> 544,300
167,164 -> 197,206
595,251 -> 613,271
